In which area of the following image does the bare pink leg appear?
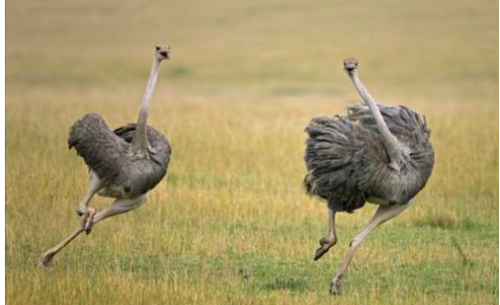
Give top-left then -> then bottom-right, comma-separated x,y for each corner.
38,195 -> 147,267
330,203 -> 410,294
314,207 -> 337,261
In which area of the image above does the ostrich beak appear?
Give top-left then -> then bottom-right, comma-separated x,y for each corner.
160,51 -> 169,59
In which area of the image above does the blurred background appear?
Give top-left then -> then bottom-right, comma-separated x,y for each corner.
6,2 -> 498,305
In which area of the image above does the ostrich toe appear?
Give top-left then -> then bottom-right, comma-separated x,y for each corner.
330,276 -> 343,295
314,237 -> 337,261
82,207 -> 96,234
38,251 -> 55,268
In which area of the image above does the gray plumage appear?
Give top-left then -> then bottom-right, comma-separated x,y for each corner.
38,45 -> 173,268
304,58 -> 436,294
68,113 -> 171,198
304,103 -> 434,212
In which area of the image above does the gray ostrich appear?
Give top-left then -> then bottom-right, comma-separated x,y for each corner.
39,45 -> 172,267
304,58 -> 434,294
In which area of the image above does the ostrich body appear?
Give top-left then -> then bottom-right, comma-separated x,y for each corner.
304,58 -> 434,294
39,45 -> 172,267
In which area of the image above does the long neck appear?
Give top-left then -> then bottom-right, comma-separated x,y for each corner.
348,71 -> 401,163
133,58 -> 161,151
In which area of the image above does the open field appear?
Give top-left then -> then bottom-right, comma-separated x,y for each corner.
6,1 -> 499,304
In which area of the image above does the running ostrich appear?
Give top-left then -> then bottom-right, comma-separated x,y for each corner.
304,58 -> 434,294
39,45 -> 172,267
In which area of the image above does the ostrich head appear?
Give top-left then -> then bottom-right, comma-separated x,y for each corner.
154,44 -> 171,61
343,58 -> 358,73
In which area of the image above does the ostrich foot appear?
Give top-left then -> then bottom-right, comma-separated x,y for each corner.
38,250 -> 56,268
314,236 -> 337,261
81,207 -> 96,235
76,205 -> 87,216
330,276 -> 343,295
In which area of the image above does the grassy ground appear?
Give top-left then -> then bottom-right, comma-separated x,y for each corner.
6,1 -> 499,304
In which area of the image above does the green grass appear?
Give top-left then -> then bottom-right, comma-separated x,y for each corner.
6,1 -> 499,304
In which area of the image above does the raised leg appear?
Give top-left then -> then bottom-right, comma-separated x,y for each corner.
314,206 -> 337,261
87,195 -> 147,232
82,207 -> 97,234
76,172 -> 103,218
330,203 -> 410,295
38,195 -> 147,267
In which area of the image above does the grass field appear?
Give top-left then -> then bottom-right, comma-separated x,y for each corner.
6,1 -> 499,304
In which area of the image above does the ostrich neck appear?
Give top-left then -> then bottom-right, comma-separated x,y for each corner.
349,72 -> 401,164
133,58 -> 161,151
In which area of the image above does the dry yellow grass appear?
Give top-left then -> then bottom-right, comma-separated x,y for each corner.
6,1 -> 498,304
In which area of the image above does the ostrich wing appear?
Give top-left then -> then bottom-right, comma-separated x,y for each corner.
348,103 -> 431,149
68,113 -> 129,184
113,123 -> 172,169
113,123 -> 172,195
113,124 -> 137,143
348,103 -> 434,203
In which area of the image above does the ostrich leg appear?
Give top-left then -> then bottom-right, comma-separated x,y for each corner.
314,206 -> 337,260
85,195 -> 147,233
38,195 -> 146,267
76,172 -> 103,232
38,227 -> 86,267
330,203 -> 410,295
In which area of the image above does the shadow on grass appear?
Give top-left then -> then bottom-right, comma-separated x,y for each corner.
412,216 -> 475,230
237,260 -> 314,293
263,277 -> 310,292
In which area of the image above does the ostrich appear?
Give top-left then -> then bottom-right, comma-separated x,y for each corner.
304,58 -> 434,294
39,45 -> 172,267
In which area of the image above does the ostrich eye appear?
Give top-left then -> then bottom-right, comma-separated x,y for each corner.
155,46 -> 160,51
